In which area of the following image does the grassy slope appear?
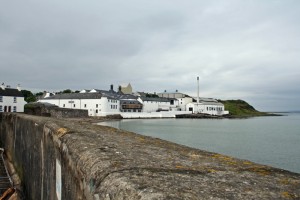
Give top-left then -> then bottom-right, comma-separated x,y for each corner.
219,99 -> 277,117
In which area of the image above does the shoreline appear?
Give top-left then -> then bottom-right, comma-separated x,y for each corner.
65,112 -> 284,123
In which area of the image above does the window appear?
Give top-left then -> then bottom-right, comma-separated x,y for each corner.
96,104 -> 98,108
63,104 -> 65,107
13,97 -> 17,103
73,104 -> 76,108
13,106 -> 17,112
84,104 -> 87,108
0,105 -> 2,112
96,110 -> 98,113
0,96 -> 2,102
170,100 -> 174,105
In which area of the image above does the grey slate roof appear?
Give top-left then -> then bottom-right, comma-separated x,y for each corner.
120,99 -> 142,104
43,93 -> 104,100
119,94 -> 138,100
0,88 -> 24,97
140,97 -> 170,102
200,102 -> 224,106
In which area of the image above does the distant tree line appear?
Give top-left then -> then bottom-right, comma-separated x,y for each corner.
21,89 -> 159,103
21,89 -> 80,103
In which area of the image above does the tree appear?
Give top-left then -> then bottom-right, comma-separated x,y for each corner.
62,89 -> 72,93
21,90 -> 36,103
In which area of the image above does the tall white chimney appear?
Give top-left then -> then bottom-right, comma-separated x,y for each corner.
197,76 -> 199,104
17,84 -> 21,91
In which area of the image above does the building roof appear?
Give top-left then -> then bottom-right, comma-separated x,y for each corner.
201,102 -> 224,106
43,93 -> 104,100
118,94 -> 138,100
189,102 -> 224,106
139,97 -> 170,102
0,88 -> 24,97
190,97 -> 219,103
120,99 -> 142,105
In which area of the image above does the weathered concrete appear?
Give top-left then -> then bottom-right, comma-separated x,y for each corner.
0,113 -> 300,199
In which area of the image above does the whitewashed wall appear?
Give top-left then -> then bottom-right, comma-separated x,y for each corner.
186,103 -> 227,116
0,96 -> 26,112
177,97 -> 193,111
39,97 -> 120,116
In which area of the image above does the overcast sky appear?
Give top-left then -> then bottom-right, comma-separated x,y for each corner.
1,0 -> 300,111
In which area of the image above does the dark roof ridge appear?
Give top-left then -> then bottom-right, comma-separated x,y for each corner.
0,88 -> 24,97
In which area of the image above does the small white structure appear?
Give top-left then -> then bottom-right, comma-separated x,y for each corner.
0,83 -> 26,113
138,97 -> 174,112
157,91 -> 194,111
186,98 -> 229,116
39,92 -> 119,117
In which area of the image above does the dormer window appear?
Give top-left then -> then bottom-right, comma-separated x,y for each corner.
13,97 -> 17,103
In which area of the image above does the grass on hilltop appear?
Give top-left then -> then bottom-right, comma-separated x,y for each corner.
218,99 -> 278,117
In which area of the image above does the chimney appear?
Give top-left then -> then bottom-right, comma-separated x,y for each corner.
17,84 -> 21,91
197,77 -> 199,104
176,89 -> 178,92
1,83 -> 5,90
110,84 -> 114,91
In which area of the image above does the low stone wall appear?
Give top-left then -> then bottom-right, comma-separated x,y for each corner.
0,113 -> 299,199
25,102 -> 88,118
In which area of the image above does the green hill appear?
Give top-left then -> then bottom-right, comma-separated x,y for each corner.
219,99 -> 278,117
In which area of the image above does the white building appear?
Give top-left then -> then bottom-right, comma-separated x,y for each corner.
137,97 -> 180,112
186,98 -> 229,116
0,84 -> 26,113
157,91 -> 194,111
119,94 -> 143,113
157,88 -> 229,115
39,92 -> 119,117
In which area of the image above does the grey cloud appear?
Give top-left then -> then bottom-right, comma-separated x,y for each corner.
1,0 -> 300,111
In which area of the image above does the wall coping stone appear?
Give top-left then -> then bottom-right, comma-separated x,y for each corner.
1,113 -> 300,199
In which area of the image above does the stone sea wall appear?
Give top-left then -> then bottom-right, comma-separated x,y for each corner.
0,113 -> 299,199
24,102 -> 88,118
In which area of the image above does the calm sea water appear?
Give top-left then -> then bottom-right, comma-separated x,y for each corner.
98,113 -> 300,174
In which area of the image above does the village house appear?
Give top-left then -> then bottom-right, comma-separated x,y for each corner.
157,91 -> 194,111
186,98 -> 229,116
39,92 -> 119,117
137,97 -> 179,112
0,84 -> 26,113
158,90 -> 228,116
119,94 -> 143,113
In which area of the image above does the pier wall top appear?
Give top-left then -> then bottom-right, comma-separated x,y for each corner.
0,113 -> 299,199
